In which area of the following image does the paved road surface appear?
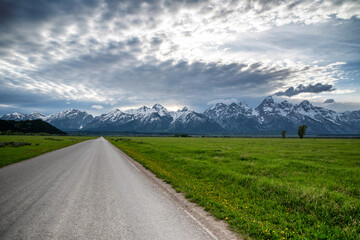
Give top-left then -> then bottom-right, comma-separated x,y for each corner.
0,137 -> 214,239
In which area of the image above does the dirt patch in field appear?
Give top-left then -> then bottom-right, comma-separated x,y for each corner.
0,142 -> 32,147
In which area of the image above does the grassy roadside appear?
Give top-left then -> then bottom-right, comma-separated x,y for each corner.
0,135 -> 95,168
108,137 -> 360,240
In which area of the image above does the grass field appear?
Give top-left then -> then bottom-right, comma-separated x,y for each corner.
0,135 -> 95,168
108,137 -> 360,240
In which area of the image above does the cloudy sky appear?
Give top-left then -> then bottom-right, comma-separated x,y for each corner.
1,0 -> 360,115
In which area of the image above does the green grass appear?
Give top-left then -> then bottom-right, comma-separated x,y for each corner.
108,137 -> 360,240
0,135 -> 95,168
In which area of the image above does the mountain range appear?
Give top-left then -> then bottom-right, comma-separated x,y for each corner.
1,96 -> 360,135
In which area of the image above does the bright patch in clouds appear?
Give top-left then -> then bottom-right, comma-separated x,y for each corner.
166,106 -> 182,112
117,106 -> 143,112
0,104 -> 13,108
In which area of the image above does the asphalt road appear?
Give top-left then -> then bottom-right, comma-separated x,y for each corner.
0,137 -> 214,239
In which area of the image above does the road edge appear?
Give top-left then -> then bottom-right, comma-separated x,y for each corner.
106,138 -> 243,240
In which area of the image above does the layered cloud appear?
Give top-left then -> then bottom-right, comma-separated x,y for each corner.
324,99 -> 335,103
275,83 -> 335,97
0,0 -> 359,114
91,105 -> 104,110
0,56 -> 345,108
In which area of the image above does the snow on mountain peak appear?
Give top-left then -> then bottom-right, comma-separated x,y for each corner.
152,104 -> 169,116
126,106 -> 152,116
139,106 -> 150,111
49,109 -> 77,119
64,108 -> 77,113
125,105 -> 169,117
95,109 -> 127,124
1,112 -> 25,120
180,107 -> 189,112
14,112 -> 24,118
279,100 -> 293,107
299,100 -> 312,106
297,100 -> 314,112
152,104 -> 165,109
256,96 -> 278,115
1,111 -> 49,121
171,107 -> 193,123
209,103 -> 227,114
29,112 -> 47,120
236,102 -> 251,111
1,96 -> 360,134
264,95 -> 274,102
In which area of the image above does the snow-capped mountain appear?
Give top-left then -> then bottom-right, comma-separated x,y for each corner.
46,109 -> 94,130
1,109 -> 94,130
84,104 -> 223,134
204,96 -> 360,134
1,97 -> 359,134
84,105 -> 173,132
1,112 -> 47,121
29,112 -> 47,121
337,110 -> 360,128
253,96 -> 295,132
167,107 -> 223,134
204,102 -> 260,133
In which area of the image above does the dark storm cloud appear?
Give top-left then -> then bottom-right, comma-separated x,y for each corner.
275,83 -> 335,97
0,87 -> 71,115
3,0 -> 353,33
0,0 -> 98,29
0,0 -> 201,28
120,60 -> 288,96
22,49 -> 294,106
324,99 -> 335,103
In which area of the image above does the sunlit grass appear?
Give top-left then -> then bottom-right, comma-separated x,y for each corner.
108,137 -> 360,240
0,135 -> 95,168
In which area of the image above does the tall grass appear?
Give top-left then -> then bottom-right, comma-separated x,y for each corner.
108,137 -> 360,239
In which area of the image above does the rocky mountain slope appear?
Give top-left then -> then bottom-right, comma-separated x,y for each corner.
203,96 -> 360,134
46,109 -> 94,130
1,109 -> 93,131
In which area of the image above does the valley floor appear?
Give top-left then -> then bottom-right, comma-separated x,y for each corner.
0,138 -> 219,240
109,137 -> 360,240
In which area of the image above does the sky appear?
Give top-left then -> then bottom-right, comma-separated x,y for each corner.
0,0 -> 360,116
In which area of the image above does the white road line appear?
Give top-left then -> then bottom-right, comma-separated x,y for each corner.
184,210 -> 218,240
127,160 -> 141,172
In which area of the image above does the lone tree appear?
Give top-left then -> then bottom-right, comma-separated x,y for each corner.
298,125 -> 307,139
281,130 -> 287,139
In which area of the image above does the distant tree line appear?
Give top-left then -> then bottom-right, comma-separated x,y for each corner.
174,134 -> 191,137
0,119 -> 66,135
0,130 -> 61,136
